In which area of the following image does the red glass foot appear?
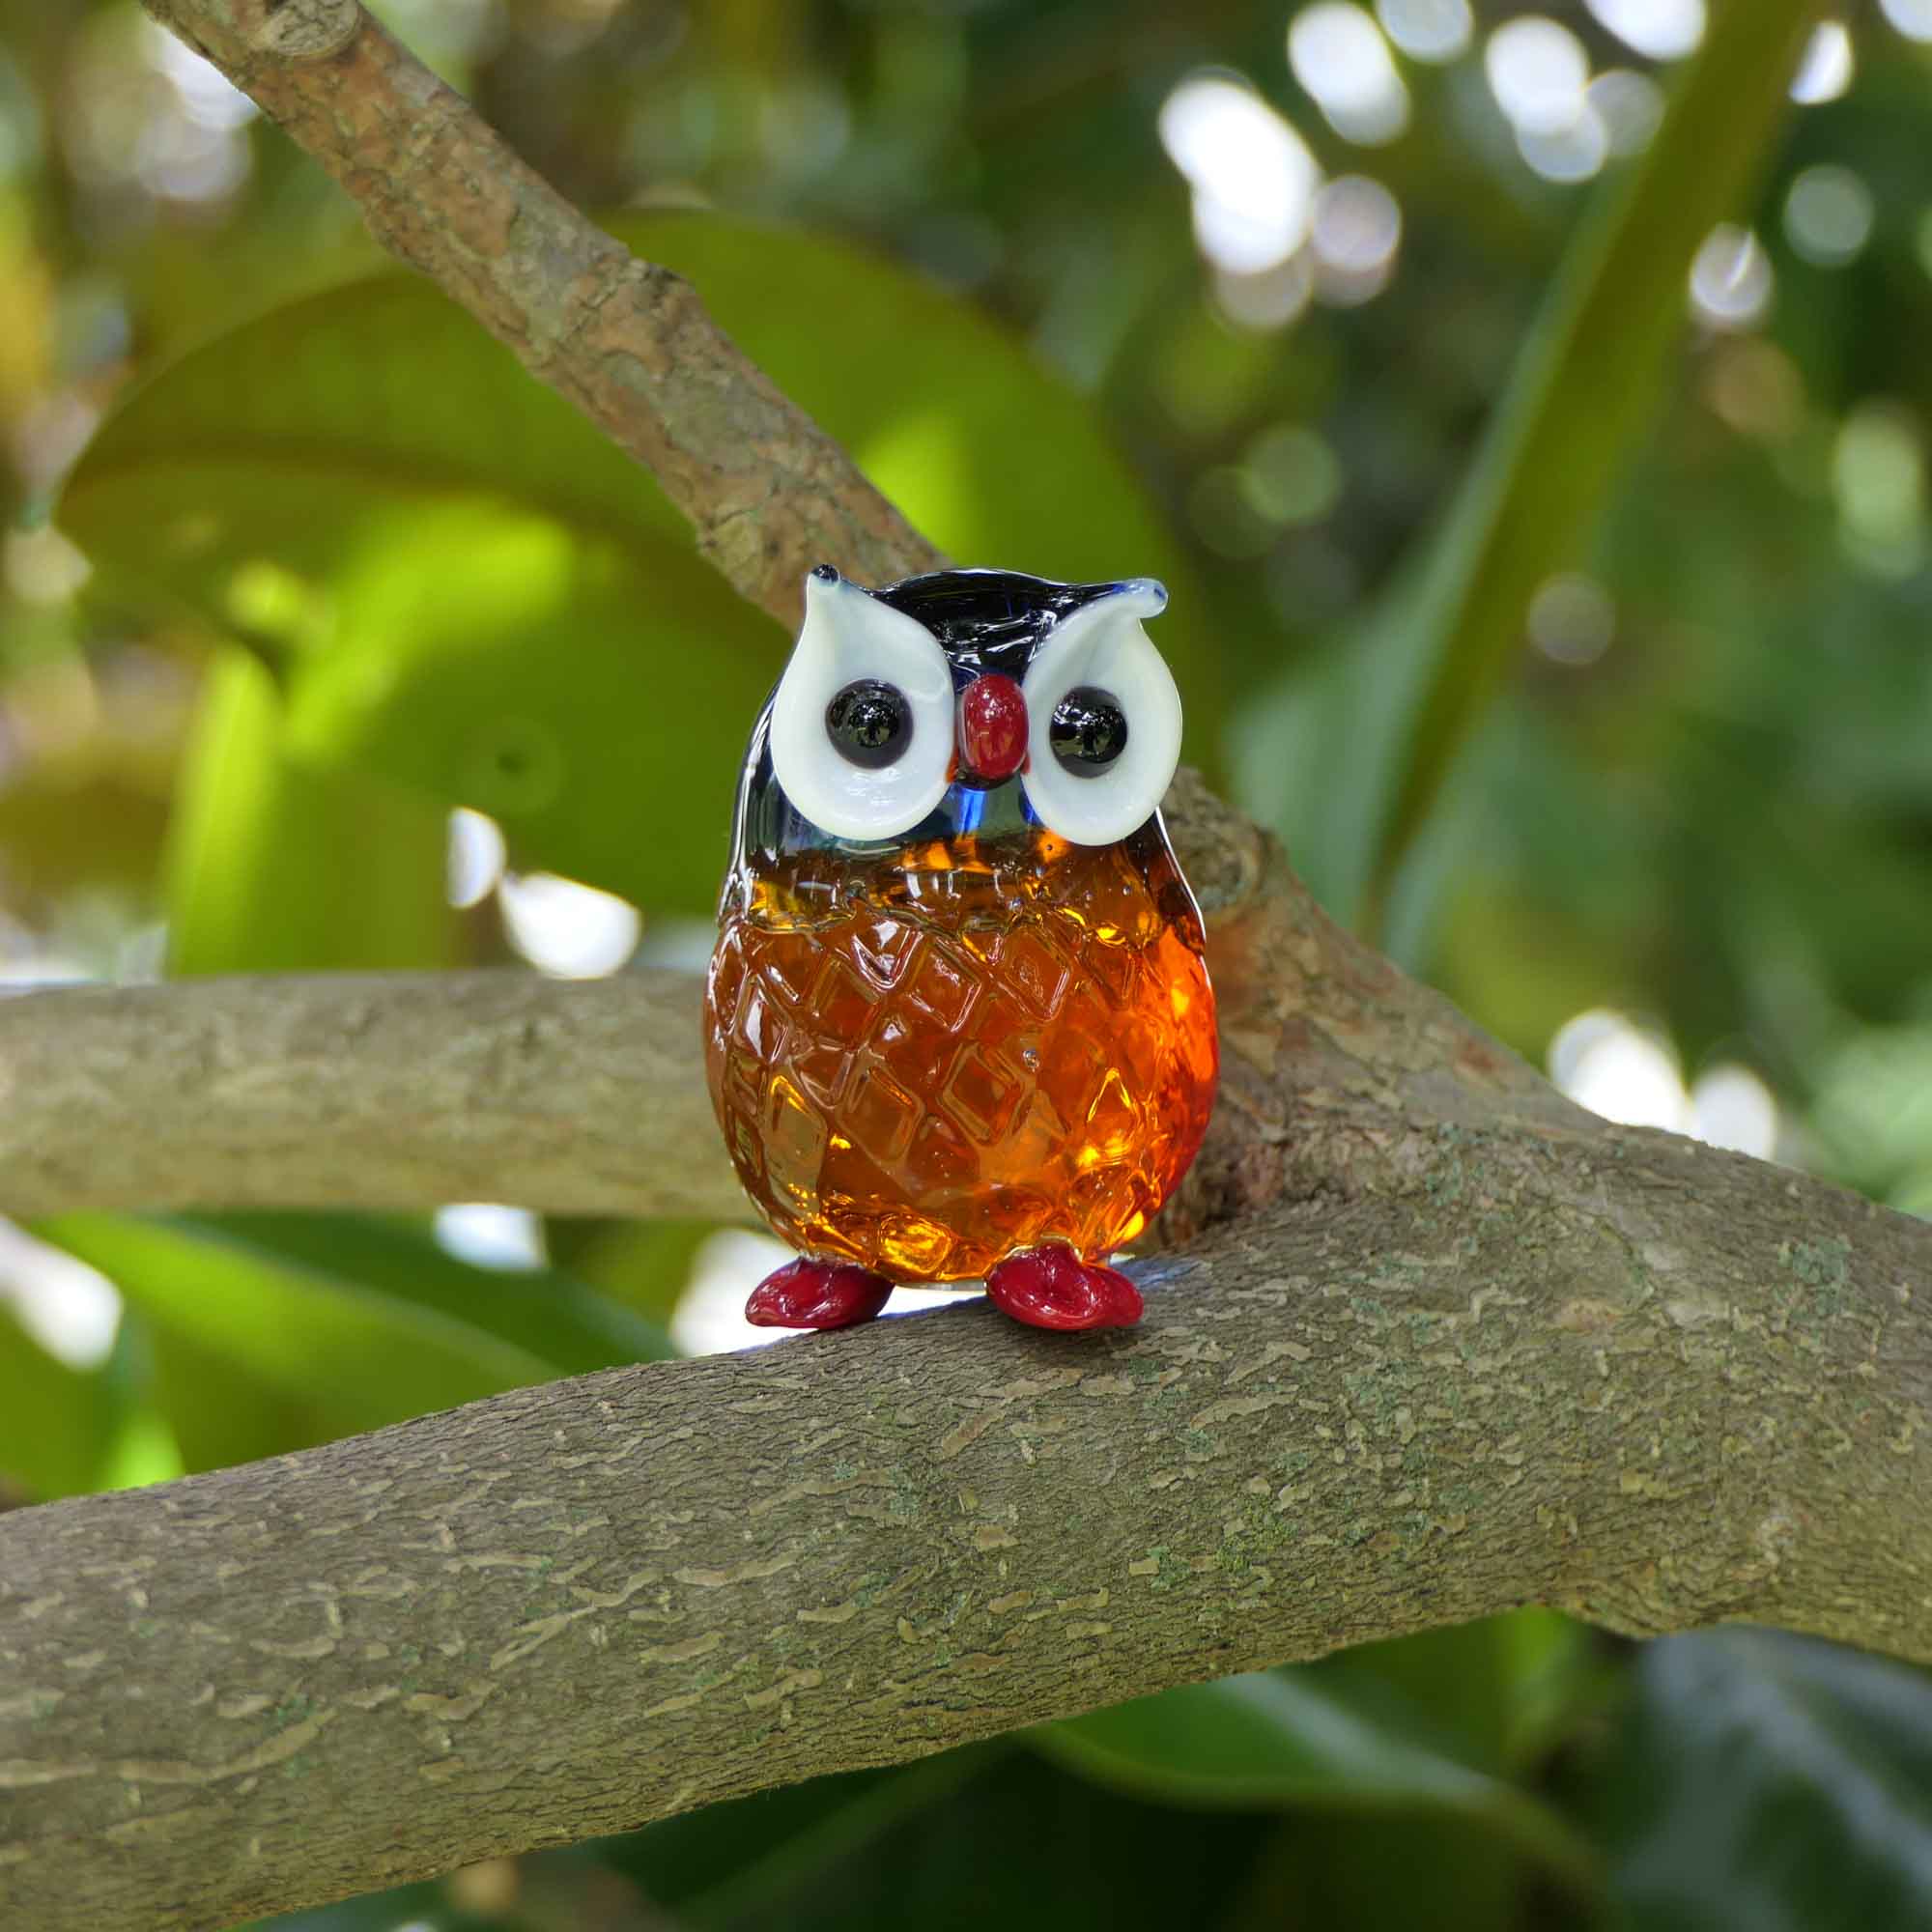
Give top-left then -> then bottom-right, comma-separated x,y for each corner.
984,1245 -> 1143,1332
746,1258 -> 895,1330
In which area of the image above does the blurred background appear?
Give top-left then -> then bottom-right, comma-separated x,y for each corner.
3,1 -> 1931,1927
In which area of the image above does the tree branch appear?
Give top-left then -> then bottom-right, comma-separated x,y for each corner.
137,0 -> 941,622
0,968 -> 741,1221
2,1116 -> 1926,1928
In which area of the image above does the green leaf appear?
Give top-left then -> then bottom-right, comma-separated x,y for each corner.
1239,0 -> 1824,935
1605,1629 -> 1932,1932
32,1214 -> 665,1469
1329,1608 -> 1605,1772
164,649 -> 457,976
1037,1666 -> 1602,1892
0,1302 -> 117,1501
278,500 -> 776,916
624,1744 -> 1272,1932
590,1744 -> 1003,1925
240,1880 -> 446,1932
198,1212 -> 672,1373
1223,1814 -> 1532,1932
61,213 -> 1218,919
544,1215 -> 715,1326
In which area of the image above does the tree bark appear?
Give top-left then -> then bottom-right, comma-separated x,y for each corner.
1,1129 -> 1926,1929
135,0 -> 941,623
0,968 -> 741,1222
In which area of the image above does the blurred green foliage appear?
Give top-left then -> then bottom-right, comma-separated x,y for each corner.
4,1 -> 1932,1928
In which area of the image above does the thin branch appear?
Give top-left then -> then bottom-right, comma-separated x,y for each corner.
0,968 -> 741,1221
138,0 -> 942,623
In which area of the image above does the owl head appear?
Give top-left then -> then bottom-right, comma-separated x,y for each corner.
738,566 -> 1182,861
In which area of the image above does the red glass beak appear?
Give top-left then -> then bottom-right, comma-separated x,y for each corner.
957,674 -> 1029,782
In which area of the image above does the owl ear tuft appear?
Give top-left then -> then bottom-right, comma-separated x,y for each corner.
1019,582 -> 1181,845
769,573 -> 954,842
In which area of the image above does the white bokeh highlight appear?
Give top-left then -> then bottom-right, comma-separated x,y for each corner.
446,807 -> 506,909
434,1205 -> 546,1271
1159,74 -> 1321,273
498,871 -> 641,978
1882,0 -> 1932,43
1549,1010 -> 1779,1160
1785,164 -> 1875,268
1485,16 -> 1589,136
1791,22 -> 1855,105
1690,225 -> 1774,330
1587,70 -> 1666,157
0,1219 -> 122,1370
1289,5 -> 1411,145
1583,0 -> 1705,62
1376,0 -> 1472,63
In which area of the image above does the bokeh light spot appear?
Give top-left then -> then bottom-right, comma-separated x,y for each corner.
1791,22 -> 1855,105
1160,73 -> 1321,273
1518,106 -> 1608,184
445,807 -> 506,910
1528,573 -> 1615,666
0,1220 -> 121,1369
1689,1065 -> 1779,1159
1587,70 -> 1666,157
498,870 -> 641,978
1550,1009 -> 1686,1132
1584,0 -> 1705,62
1242,423 -> 1344,525
1213,255 -> 1316,332
1311,174 -> 1403,300
1832,402 -> 1927,577
1289,4 -> 1411,146
1376,0 -> 1472,63
1690,224 -> 1774,330
1486,16 -> 1589,137
434,1205 -> 545,1272
1784,163 -> 1874,267
1882,0 -> 1932,42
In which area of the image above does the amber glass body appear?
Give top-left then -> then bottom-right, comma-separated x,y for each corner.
704,815 -> 1218,1284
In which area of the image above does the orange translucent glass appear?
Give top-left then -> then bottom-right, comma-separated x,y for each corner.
704,822 -> 1217,1283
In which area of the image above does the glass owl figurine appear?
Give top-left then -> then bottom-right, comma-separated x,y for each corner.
703,566 -> 1218,1334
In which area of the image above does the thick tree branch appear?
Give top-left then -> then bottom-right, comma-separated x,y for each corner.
2,1118 -> 1927,1929
137,0 -> 941,621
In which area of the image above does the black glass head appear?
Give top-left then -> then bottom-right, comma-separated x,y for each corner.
869,569 -> 1133,688
729,568 -> 1157,871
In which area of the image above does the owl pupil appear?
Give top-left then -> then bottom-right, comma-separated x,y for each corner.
1049,687 -> 1129,777
825,679 -> 911,770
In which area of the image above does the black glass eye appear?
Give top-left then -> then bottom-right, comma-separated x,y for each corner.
825,678 -> 911,770
1048,686 -> 1129,777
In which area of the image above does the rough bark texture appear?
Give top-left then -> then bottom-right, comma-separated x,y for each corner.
3,781 -> 1930,1929
137,0 -> 941,622
0,969 -> 741,1222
